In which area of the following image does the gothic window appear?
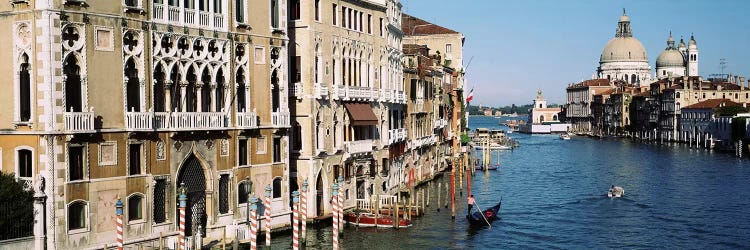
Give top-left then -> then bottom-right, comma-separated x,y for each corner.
17,149 -> 32,178
128,194 -> 144,221
19,53 -> 31,122
64,55 -> 83,112
68,201 -> 87,231
153,179 -> 167,223
185,67 -> 197,112
218,174 -> 229,214
125,58 -> 140,112
332,4 -> 338,25
271,69 -> 280,112
154,65 -> 166,112
272,177 -> 281,198
215,68 -> 225,112
128,143 -> 142,175
170,67 -> 181,112
68,145 -> 85,181
367,14 -> 371,34
237,68 -> 247,112
201,68 -> 212,112
631,74 -> 636,84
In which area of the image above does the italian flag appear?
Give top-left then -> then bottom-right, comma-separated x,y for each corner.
466,88 -> 474,103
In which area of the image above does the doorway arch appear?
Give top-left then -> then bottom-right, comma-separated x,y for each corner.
315,170 -> 325,217
176,154 -> 206,237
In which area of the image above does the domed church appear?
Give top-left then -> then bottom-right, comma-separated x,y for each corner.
655,32 -> 699,79
597,9 -> 652,85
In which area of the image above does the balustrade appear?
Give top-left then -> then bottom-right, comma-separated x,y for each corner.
345,139 -> 373,155
272,111 -> 290,127
315,83 -> 329,99
125,111 -> 230,130
64,111 -> 94,132
236,111 -> 258,129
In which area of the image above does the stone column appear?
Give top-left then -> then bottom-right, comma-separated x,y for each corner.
33,176 -> 47,250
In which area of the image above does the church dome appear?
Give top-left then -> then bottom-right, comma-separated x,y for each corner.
656,49 -> 685,67
600,37 -> 649,63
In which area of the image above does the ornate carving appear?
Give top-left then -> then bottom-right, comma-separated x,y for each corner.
220,139 -> 229,156
156,140 -> 166,160
174,140 -> 183,151
205,140 -> 213,150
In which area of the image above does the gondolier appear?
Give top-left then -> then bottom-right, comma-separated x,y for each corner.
467,195 -> 475,215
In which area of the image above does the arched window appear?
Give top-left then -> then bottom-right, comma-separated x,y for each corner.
215,68 -> 225,112
676,92 -> 680,98
631,74 -> 636,84
185,66 -> 197,112
153,64 -> 166,112
238,180 -> 251,204
19,53 -> 31,122
64,55 -> 82,112
271,69 -> 280,112
293,122 -> 302,150
128,194 -> 143,221
236,68 -> 247,112
17,149 -> 33,179
553,115 -> 558,121
125,58 -> 140,112
169,67 -> 181,111
539,115 -> 545,123
68,200 -> 87,230
272,177 -> 282,198
200,68 -> 212,112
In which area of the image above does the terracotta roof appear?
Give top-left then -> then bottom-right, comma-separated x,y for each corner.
682,99 -> 741,109
402,14 -> 460,35
567,79 -> 611,89
597,89 -> 616,95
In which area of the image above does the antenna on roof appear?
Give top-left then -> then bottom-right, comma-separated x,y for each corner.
464,56 -> 474,71
720,58 -> 727,74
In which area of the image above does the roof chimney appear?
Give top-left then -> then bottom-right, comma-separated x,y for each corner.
741,76 -> 746,90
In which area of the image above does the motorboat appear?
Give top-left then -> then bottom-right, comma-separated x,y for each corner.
344,212 -> 412,228
608,186 -> 624,198
467,199 -> 502,227
560,133 -> 571,140
474,143 -> 511,150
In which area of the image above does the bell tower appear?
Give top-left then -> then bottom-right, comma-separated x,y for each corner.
688,34 -> 699,76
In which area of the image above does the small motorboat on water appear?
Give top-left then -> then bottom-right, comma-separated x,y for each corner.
467,200 -> 502,226
474,143 -> 511,150
608,186 -> 624,198
560,133 -> 571,140
475,164 -> 499,171
344,212 -> 412,228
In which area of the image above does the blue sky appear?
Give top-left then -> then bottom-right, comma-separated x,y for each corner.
401,0 -> 750,106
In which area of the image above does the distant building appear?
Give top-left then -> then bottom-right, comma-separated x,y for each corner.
520,90 -> 569,133
566,79 -> 614,133
597,9 -> 652,85
655,33 -> 699,79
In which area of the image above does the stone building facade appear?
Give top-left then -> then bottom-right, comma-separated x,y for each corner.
0,0 -> 291,248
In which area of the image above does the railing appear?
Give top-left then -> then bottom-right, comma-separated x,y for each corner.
184,9 -> 196,24
214,13 -> 225,29
315,83 -> 328,99
199,11 -> 210,27
153,3 -> 164,20
126,112 -> 154,130
380,88 -> 393,102
236,111 -> 258,129
345,139 -> 373,155
388,128 -> 407,143
434,119 -> 448,129
272,111 -> 290,127
333,85 -> 347,100
126,112 -> 231,130
346,86 -> 375,100
168,5 -> 180,22
396,91 -> 406,104
64,111 -> 95,132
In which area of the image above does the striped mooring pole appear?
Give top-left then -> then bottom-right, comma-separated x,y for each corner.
250,195 -> 258,250
332,183 -> 340,250
264,184 -> 272,246
115,197 -> 123,250
301,179 -> 308,244
337,176 -> 344,234
178,183 -> 187,250
292,191 -> 300,250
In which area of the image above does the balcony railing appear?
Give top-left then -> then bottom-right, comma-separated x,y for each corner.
315,83 -> 328,99
272,111 -> 290,128
64,111 -> 95,132
236,111 -> 258,129
125,111 -> 229,130
153,3 -> 227,30
388,128 -> 407,143
345,139 -> 373,155
434,119 -> 448,129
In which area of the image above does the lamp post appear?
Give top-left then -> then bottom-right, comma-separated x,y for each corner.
244,176 -> 252,236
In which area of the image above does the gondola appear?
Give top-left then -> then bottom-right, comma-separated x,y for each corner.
466,200 -> 502,226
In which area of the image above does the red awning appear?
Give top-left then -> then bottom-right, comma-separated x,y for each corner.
344,103 -> 378,126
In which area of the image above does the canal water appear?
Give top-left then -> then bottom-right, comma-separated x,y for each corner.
262,116 -> 750,249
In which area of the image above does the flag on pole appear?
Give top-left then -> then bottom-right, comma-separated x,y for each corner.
466,88 -> 474,103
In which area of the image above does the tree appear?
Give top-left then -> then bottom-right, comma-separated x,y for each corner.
0,172 -> 34,240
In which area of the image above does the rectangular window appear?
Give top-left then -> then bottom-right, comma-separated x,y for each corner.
359,12 -> 363,32
379,18 -> 383,37
347,8 -> 351,29
446,44 -> 452,54
314,0 -> 320,21
213,0 -> 221,13
238,138 -> 248,165
273,137 -> 281,162
153,179 -> 166,223
410,79 -> 417,100
219,174 -> 229,214
18,149 -> 32,178
293,56 -> 301,83
19,59 -> 31,122
341,7 -> 347,28
271,0 -> 279,29
257,136 -> 267,154
291,0 -> 300,20
128,144 -> 142,175
332,4 -> 337,25
367,14 -> 372,34
69,145 -> 84,181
